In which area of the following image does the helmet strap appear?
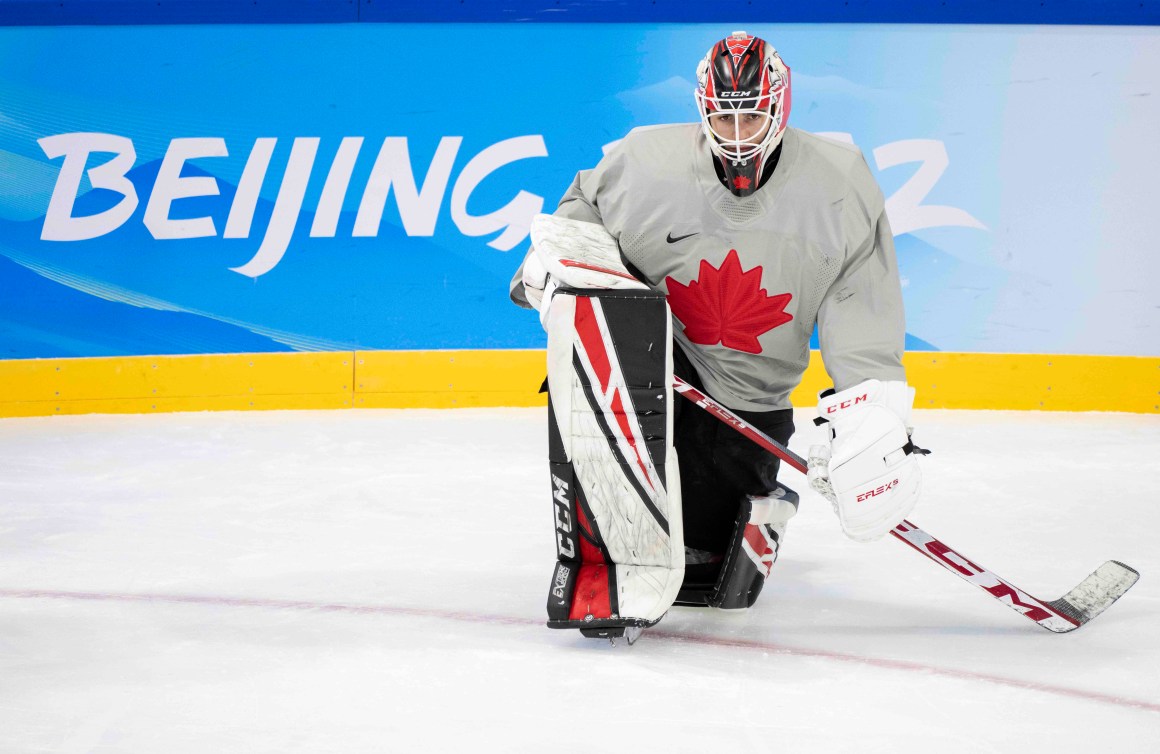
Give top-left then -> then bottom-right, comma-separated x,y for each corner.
710,142 -> 784,196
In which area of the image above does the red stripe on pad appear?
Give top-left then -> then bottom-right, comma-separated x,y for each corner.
568,563 -> 613,621
574,296 -> 655,492
743,524 -> 775,577
570,487 -> 612,621
574,297 -> 611,392
611,389 -> 655,492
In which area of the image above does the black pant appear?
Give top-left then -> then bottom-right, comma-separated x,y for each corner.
673,345 -> 796,553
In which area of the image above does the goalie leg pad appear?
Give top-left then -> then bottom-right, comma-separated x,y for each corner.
675,485 -> 797,609
714,486 -> 796,610
544,288 -> 683,632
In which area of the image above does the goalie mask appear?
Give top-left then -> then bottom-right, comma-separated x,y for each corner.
695,31 -> 791,198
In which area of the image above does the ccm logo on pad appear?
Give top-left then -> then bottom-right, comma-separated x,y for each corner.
552,474 -> 575,559
856,478 -> 899,502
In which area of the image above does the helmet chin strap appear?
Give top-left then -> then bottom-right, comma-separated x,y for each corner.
710,142 -> 783,196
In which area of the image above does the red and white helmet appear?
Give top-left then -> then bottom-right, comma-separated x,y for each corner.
695,32 -> 792,197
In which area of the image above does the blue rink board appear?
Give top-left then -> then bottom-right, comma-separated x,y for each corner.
1,22 -> 1157,359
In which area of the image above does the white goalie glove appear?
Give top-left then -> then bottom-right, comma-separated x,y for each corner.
520,249 -> 558,328
807,379 -> 924,542
523,214 -> 649,328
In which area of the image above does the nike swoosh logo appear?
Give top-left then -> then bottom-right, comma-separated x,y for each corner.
666,231 -> 699,244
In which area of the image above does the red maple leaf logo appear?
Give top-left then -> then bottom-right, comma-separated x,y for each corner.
665,249 -> 793,354
732,174 -> 752,190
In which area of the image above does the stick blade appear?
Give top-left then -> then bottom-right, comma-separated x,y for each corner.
1045,560 -> 1140,632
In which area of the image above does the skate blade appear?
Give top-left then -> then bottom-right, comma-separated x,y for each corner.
580,626 -> 643,645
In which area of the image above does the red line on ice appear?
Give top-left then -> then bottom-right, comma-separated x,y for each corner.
3,588 -> 1156,715
646,628 -> 1160,715
0,588 -> 542,628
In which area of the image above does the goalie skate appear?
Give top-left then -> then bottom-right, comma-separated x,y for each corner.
579,624 -> 645,646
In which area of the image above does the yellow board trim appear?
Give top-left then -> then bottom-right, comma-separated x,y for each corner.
0,350 -> 1156,417
0,352 -> 354,417
354,349 -> 546,409
902,352 -> 1159,413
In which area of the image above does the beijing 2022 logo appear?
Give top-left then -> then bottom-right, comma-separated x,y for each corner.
37,132 -> 550,277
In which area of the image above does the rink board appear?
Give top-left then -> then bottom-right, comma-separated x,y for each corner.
0,350 -> 1155,417
1,24 -> 1158,363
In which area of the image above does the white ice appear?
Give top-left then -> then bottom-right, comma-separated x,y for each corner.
1,407 -> 1157,753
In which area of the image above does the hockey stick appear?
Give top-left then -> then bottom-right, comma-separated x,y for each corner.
673,376 -> 1140,633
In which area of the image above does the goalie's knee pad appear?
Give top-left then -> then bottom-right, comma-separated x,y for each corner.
675,485 -> 797,610
543,288 -> 683,633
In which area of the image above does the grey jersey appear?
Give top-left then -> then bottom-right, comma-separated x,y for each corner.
511,124 -> 906,412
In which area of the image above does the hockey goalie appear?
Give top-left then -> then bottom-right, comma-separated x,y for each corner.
510,31 -> 925,640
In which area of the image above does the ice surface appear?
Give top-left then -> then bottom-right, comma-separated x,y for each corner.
1,407 -> 1158,752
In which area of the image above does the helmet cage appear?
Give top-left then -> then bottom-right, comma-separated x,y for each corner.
696,91 -> 781,165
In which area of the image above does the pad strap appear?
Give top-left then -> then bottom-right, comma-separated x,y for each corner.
674,486 -> 797,610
